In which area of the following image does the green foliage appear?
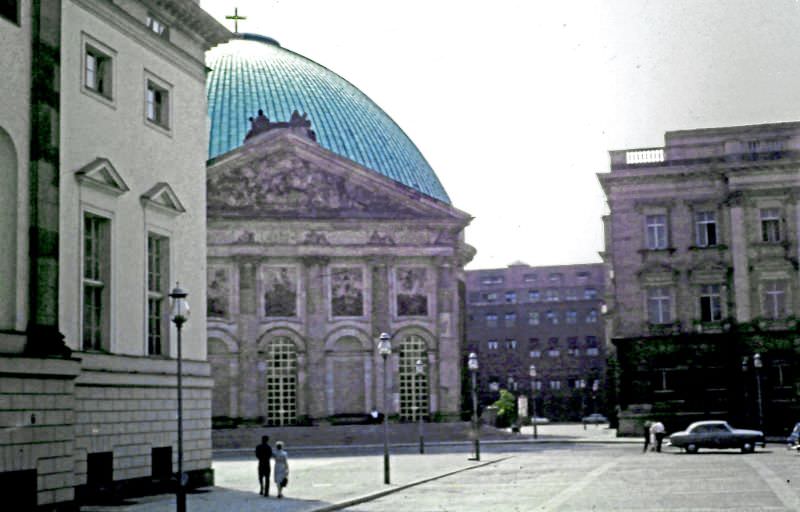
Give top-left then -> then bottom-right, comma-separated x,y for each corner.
492,389 -> 517,427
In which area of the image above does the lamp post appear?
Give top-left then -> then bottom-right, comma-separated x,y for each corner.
169,284 -> 190,512
416,359 -> 425,454
753,353 -> 764,431
578,379 -> 587,429
591,379 -> 599,416
468,352 -> 480,461
378,333 -> 392,484
529,364 -> 538,440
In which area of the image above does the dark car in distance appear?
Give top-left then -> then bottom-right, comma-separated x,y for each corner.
668,420 -> 765,453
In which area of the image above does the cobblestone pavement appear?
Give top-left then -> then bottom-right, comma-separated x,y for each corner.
82,425 -> 800,511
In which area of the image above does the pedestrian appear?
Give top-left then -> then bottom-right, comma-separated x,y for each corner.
642,421 -> 651,453
651,421 -> 666,452
274,441 -> 289,498
255,435 -> 273,496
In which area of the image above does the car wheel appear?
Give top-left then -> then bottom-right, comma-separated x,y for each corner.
741,442 -> 755,454
685,443 -> 698,454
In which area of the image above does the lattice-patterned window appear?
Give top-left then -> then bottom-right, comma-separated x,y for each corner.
147,233 -> 169,355
264,337 -> 297,426
399,335 -> 428,421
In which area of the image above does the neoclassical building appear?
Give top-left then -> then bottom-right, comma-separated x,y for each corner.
600,122 -> 800,435
0,0 -> 229,508
205,34 -> 474,425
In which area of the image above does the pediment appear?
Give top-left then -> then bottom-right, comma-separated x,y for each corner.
637,263 -> 678,284
141,182 -> 186,215
207,135 -> 468,222
74,158 -> 130,196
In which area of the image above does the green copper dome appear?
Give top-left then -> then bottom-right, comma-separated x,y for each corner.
206,34 -> 451,203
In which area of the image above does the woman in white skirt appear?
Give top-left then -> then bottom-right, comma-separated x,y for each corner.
273,441 -> 289,498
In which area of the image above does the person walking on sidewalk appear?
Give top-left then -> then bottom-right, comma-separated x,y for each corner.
274,441 -> 290,498
642,421 -> 651,453
651,421 -> 666,452
255,435 -> 274,496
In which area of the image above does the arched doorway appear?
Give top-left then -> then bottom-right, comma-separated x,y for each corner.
262,336 -> 298,425
399,334 -> 429,420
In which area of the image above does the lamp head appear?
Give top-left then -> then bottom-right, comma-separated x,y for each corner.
377,332 -> 392,356
529,364 -> 537,378
753,353 -> 763,368
415,359 -> 425,374
169,283 -> 190,325
467,352 -> 479,371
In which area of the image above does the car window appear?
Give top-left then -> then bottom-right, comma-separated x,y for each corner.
708,424 -> 729,433
689,425 -> 708,433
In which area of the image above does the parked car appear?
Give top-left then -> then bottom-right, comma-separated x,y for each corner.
787,422 -> 800,450
668,420 -> 765,453
582,413 -> 608,424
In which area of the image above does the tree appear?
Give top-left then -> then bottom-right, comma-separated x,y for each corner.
493,389 -> 517,428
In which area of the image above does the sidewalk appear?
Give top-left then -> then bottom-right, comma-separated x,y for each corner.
82,424 -> 636,511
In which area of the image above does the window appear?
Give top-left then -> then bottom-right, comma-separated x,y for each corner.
576,271 -> 590,283
146,80 -> 170,129
699,284 -> 722,322
485,313 -> 498,327
647,286 -> 672,324
584,287 -> 598,300
762,280 -> 787,319
85,45 -> 113,99
504,312 -> 516,327
695,211 -> 718,247
505,291 -> 516,303
548,273 -> 563,285
489,380 -> 500,392
565,288 -> 578,301
567,337 -> 579,356
529,350 -> 541,358
483,292 -> 498,302
0,0 -> 19,24
586,336 -> 599,356
481,275 -> 504,285
566,310 -> 577,324
527,311 -> 539,325
547,337 -> 560,357
147,233 -> 169,355
549,380 -> 561,390
151,447 -> 172,480
505,339 -> 517,350
523,273 -> 537,283
487,340 -> 499,350
528,289 -> 540,302
147,13 -> 169,38
546,310 -> 559,325
545,288 -> 559,302
646,214 -> 668,249
586,308 -> 598,323
760,208 -> 781,243
532,380 -> 542,391
83,213 -> 110,351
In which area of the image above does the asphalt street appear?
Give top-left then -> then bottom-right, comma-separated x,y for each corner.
83,441 -> 800,512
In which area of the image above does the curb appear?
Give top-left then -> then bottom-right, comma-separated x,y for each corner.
307,456 -> 512,512
214,438 -> 640,455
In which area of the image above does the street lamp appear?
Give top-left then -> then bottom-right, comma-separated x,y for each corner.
753,353 -> 764,430
416,359 -> 425,454
577,379 -> 587,429
378,333 -> 392,484
529,364 -> 538,440
468,352 -> 480,461
169,284 -> 190,512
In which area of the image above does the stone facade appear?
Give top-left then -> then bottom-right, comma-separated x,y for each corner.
465,263 -> 607,421
207,123 -> 474,424
0,1 -> 229,508
599,122 -> 800,435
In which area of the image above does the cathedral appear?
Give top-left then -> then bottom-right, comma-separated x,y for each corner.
204,34 -> 475,424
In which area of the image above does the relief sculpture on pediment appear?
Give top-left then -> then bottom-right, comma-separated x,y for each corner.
208,159 -> 420,218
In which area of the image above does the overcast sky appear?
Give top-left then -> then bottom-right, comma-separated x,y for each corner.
200,0 -> 800,270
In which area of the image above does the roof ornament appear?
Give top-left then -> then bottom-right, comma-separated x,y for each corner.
245,109 -> 317,143
225,7 -> 247,33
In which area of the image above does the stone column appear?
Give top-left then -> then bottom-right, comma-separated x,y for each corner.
728,195 -> 751,322
237,258 -> 260,417
302,256 -> 328,419
435,257 -> 459,415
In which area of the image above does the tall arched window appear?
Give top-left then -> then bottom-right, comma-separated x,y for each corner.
399,334 -> 428,420
263,337 -> 297,425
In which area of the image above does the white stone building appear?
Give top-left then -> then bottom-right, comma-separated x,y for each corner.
0,1 -> 229,508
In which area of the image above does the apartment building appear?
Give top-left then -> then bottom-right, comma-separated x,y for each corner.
465,263 -> 606,421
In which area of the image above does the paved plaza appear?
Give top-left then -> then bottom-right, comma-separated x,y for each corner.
80,424 -> 800,512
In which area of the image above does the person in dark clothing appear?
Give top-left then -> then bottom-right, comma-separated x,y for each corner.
255,435 -> 274,496
642,421 -> 651,453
